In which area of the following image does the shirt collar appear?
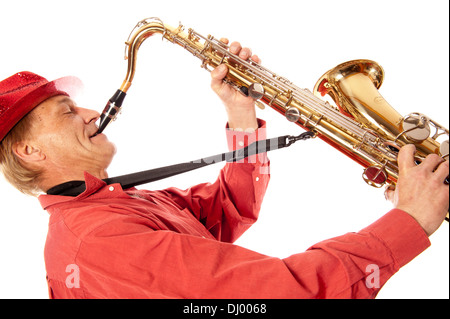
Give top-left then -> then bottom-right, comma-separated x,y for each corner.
46,180 -> 86,196
38,172 -> 110,210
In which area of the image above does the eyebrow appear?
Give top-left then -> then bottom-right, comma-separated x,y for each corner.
57,96 -> 74,105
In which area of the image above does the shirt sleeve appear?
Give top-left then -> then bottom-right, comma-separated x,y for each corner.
159,119 -> 270,243
52,208 -> 429,299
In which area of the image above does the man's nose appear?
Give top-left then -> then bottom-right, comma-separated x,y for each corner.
77,107 -> 101,124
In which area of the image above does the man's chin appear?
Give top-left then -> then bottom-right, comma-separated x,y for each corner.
89,134 -> 117,161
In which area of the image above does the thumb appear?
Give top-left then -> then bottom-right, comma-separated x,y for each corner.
210,64 -> 228,93
384,184 -> 396,203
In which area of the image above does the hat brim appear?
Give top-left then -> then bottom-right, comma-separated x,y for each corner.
0,76 -> 83,141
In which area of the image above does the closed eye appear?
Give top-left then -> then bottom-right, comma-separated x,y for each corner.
62,103 -> 78,116
57,97 -> 77,115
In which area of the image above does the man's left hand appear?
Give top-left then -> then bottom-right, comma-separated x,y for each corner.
210,39 -> 261,131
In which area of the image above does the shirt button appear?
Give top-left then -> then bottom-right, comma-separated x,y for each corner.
238,141 -> 244,147
255,177 -> 260,182
109,186 -> 115,191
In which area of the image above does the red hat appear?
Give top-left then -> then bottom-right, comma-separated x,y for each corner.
0,71 -> 83,141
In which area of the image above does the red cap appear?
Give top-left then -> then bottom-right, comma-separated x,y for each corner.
0,71 -> 83,141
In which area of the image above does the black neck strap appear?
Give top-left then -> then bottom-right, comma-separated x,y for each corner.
47,132 -> 315,197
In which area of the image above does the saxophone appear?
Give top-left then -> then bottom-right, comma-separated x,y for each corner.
97,17 -> 449,220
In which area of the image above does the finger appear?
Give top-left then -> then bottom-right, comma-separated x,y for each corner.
384,188 -> 395,203
229,42 -> 242,55
210,64 -> 228,91
398,144 -> 417,173
239,47 -> 252,60
251,54 -> 261,64
420,153 -> 445,172
220,38 -> 229,45
433,159 -> 449,183
384,184 -> 396,202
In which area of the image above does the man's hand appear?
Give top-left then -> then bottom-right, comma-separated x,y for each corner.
385,144 -> 449,236
210,39 -> 261,131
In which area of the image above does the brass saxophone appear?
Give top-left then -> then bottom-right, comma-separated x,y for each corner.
97,17 -> 449,220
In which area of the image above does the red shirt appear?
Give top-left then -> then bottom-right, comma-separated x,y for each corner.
38,121 -> 430,299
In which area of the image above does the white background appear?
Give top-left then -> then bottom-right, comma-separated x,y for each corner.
0,0 -> 448,299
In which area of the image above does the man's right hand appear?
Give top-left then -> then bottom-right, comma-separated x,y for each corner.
385,144 -> 449,236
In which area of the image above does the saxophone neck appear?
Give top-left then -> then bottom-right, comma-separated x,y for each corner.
119,18 -> 170,92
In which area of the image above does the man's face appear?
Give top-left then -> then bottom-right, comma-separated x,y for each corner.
26,95 -> 116,178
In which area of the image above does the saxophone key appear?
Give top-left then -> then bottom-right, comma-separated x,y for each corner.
363,166 -> 388,188
248,83 -> 265,100
285,107 -> 301,123
401,113 -> 431,143
255,101 -> 265,110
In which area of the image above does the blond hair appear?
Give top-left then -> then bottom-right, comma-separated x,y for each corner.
0,112 -> 43,196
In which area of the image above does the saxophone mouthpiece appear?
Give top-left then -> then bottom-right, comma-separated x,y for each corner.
95,89 -> 127,135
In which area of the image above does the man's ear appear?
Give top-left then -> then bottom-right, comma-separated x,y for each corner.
12,141 -> 46,163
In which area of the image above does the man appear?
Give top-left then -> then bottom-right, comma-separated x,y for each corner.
0,41 -> 448,299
